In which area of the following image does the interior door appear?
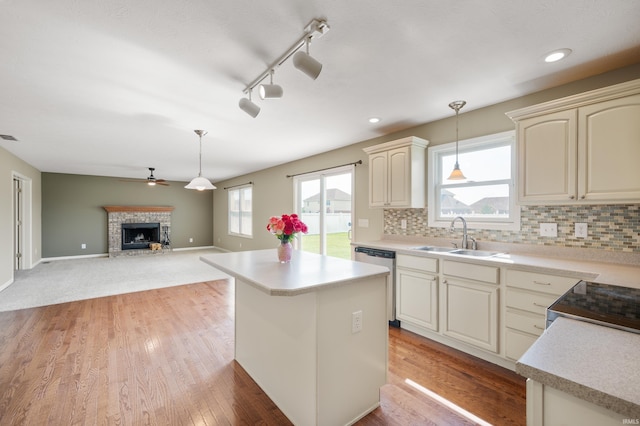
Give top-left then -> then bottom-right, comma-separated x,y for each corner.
13,178 -> 23,271
295,165 -> 354,259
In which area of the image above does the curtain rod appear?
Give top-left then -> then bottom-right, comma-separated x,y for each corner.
286,160 -> 362,178
223,181 -> 253,190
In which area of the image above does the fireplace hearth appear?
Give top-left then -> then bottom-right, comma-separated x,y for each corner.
122,223 -> 160,250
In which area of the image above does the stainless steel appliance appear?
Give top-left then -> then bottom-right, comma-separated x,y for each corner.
354,246 -> 399,327
547,280 -> 640,334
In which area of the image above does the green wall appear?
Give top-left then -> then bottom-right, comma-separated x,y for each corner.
42,173 -> 213,257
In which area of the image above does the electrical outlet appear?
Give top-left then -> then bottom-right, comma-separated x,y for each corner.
352,310 -> 363,334
358,218 -> 369,228
189,237 -> 193,243
575,223 -> 588,238
540,223 -> 557,237
400,219 -> 407,229
81,243 -> 86,249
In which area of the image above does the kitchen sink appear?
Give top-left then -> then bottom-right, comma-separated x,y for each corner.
412,246 -> 455,252
449,249 -> 502,257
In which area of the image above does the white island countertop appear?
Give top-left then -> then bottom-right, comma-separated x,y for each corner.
200,249 -> 390,296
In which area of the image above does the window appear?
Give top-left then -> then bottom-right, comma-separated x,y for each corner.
428,131 -> 519,231
228,184 -> 253,237
294,165 -> 354,259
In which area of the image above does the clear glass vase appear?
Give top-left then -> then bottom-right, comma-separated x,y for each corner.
277,241 -> 292,263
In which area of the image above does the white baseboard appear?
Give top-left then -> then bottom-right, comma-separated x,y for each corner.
0,277 -> 14,293
42,253 -> 109,262
173,245 -> 230,252
41,246 -> 228,262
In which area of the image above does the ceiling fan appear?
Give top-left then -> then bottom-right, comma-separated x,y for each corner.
120,167 -> 169,186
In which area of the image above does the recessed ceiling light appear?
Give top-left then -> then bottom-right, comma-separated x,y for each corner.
368,117 -> 381,124
544,48 -> 572,63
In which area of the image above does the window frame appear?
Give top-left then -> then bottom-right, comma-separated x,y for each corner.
427,130 -> 520,231
228,184 -> 253,238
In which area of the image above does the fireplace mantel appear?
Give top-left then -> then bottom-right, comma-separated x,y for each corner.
103,206 -> 175,213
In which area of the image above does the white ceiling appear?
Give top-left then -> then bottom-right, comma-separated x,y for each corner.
1,0 -> 640,184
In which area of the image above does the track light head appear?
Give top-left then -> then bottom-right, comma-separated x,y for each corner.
259,83 -> 283,99
239,97 -> 260,118
293,50 -> 322,80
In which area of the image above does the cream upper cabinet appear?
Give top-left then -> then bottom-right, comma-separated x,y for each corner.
578,94 -> 640,202
363,136 -> 429,208
517,110 -> 578,203
507,79 -> 640,205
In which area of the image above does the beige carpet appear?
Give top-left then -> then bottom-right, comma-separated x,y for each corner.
0,248 -> 231,312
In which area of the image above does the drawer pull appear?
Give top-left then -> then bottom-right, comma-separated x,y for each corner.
533,280 -> 551,286
534,325 -> 545,330
532,302 -> 547,308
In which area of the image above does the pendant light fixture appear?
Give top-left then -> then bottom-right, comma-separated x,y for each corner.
185,130 -> 216,191
447,100 -> 467,181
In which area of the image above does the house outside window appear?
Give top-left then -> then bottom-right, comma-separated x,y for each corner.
428,130 -> 519,231
228,184 -> 253,237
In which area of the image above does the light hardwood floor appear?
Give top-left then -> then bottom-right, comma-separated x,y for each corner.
0,279 -> 525,425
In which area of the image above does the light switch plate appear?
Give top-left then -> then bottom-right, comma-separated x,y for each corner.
540,223 -> 557,237
358,218 -> 369,228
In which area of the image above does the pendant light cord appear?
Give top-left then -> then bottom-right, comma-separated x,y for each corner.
195,130 -> 208,177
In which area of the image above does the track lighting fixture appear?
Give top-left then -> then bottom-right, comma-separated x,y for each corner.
238,18 -> 330,117
259,70 -> 284,99
239,89 -> 260,118
185,130 -> 216,191
447,100 -> 467,181
293,38 -> 323,80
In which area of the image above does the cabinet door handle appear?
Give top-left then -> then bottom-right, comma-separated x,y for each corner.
443,279 -> 448,284
532,302 -> 547,308
569,195 -> 575,199
533,280 -> 551,286
580,195 -> 586,199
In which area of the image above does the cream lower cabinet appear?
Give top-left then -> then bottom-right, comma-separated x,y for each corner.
507,79 -> 640,204
526,379 -> 625,426
396,254 -> 438,331
441,260 -> 500,353
504,269 -> 579,361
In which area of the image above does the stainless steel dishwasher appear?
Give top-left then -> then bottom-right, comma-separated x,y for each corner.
354,246 -> 399,327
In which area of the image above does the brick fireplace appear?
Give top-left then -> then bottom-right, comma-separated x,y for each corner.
103,206 -> 174,257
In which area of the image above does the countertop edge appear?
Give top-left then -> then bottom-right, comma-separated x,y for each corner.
352,239 -> 639,288
515,318 -> 640,417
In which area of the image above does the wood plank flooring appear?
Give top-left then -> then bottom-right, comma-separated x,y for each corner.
0,279 -> 525,425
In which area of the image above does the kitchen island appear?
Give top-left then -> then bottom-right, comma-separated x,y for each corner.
200,249 -> 390,426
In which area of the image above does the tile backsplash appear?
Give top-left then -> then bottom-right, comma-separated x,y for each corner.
384,204 -> 640,252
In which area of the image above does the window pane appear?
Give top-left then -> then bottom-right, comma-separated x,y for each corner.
228,190 -> 240,234
299,179 -> 320,254
440,184 -> 510,218
241,187 -> 252,236
442,145 -> 511,184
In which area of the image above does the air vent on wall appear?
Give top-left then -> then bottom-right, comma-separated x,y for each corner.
0,134 -> 18,141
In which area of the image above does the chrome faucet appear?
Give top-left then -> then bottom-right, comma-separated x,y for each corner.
450,216 -> 470,249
